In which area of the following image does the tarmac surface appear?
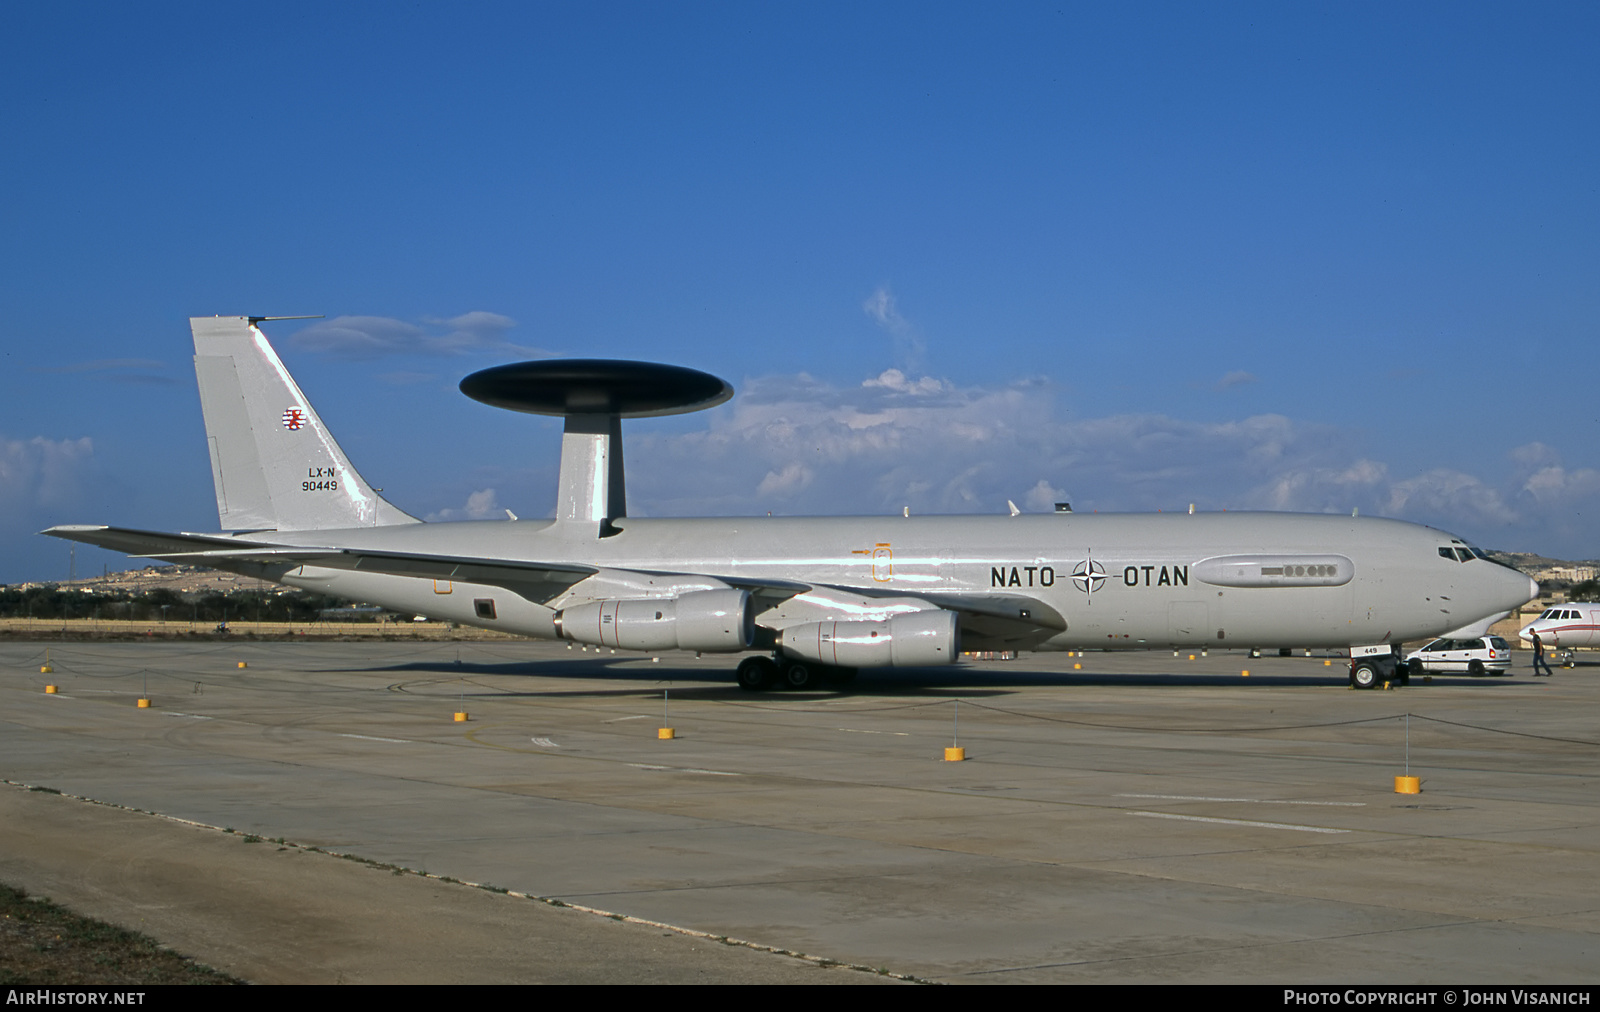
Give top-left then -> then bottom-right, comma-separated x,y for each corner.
1,638 -> 1597,984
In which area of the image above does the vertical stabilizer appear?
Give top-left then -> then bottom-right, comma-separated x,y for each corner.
191,316 -> 419,531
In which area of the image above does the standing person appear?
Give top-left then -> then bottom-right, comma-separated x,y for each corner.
1532,631 -> 1554,677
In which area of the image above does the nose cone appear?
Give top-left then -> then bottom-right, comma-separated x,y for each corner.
1498,572 -> 1540,612
1467,569 -> 1539,638
1518,624 -> 1537,643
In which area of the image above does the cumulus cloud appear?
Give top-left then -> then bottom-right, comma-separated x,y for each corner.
0,435 -> 96,517
1503,444 -> 1600,552
1384,469 -> 1519,527
0,434 -> 105,583
289,312 -> 546,360
756,463 -> 814,499
862,368 -> 948,396
1023,479 -> 1069,512
1214,370 -> 1258,390
425,488 -> 504,522
1253,459 -> 1388,512
620,371 -> 1600,555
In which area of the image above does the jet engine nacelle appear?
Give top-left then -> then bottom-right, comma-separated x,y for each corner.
555,589 -> 754,652
780,609 -> 960,668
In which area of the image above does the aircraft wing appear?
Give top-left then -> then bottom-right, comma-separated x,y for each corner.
690,570 -> 1066,644
42,525 -> 598,603
42,526 -> 1061,639
911,590 -> 1066,630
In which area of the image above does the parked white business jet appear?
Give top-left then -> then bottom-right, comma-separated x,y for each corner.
44,317 -> 1538,690
1520,604 -> 1600,649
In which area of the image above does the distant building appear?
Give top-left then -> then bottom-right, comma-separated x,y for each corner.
1537,566 -> 1597,583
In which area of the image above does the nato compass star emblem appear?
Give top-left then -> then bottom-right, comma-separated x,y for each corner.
1072,557 -> 1105,597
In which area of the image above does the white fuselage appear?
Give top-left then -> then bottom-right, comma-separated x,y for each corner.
248,510 -> 1539,653
1520,603 -> 1600,649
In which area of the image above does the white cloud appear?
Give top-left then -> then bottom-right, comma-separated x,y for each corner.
289,313 -> 545,360
862,368 -> 948,396
621,371 -> 1600,555
1251,459 -> 1389,512
425,488 -> 503,522
862,285 -> 927,371
756,463 -> 813,499
1023,479 -> 1068,512
1384,469 -> 1519,526
0,435 -> 96,516
1510,441 -> 1562,472
1215,370 -> 1258,390
428,311 -> 520,353
1506,445 -> 1600,552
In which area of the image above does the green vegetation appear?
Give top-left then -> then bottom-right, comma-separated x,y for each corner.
0,882 -> 244,985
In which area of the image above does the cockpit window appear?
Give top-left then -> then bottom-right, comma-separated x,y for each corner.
1439,547 -> 1456,560
1455,548 -> 1474,562
1462,542 -> 1525,574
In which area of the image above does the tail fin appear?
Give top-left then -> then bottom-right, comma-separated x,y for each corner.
191,316 -> 419,531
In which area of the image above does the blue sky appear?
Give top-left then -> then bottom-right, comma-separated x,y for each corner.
3,3 -> 1597,582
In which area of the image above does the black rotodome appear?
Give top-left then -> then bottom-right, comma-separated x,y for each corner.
459,359 -> 734,418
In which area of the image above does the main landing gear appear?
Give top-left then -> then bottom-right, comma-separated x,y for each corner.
735,655 -> 858,692
1349,654 -> 1409,690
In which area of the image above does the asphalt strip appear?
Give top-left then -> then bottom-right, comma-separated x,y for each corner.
0,783 -> 910,985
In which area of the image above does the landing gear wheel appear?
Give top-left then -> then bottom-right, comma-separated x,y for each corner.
1352,662 -> 1380,690
736,656 -> 776,691
783,662 -> 817,690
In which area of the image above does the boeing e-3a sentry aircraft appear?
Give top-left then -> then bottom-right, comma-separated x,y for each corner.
45,316 -> 1538,691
